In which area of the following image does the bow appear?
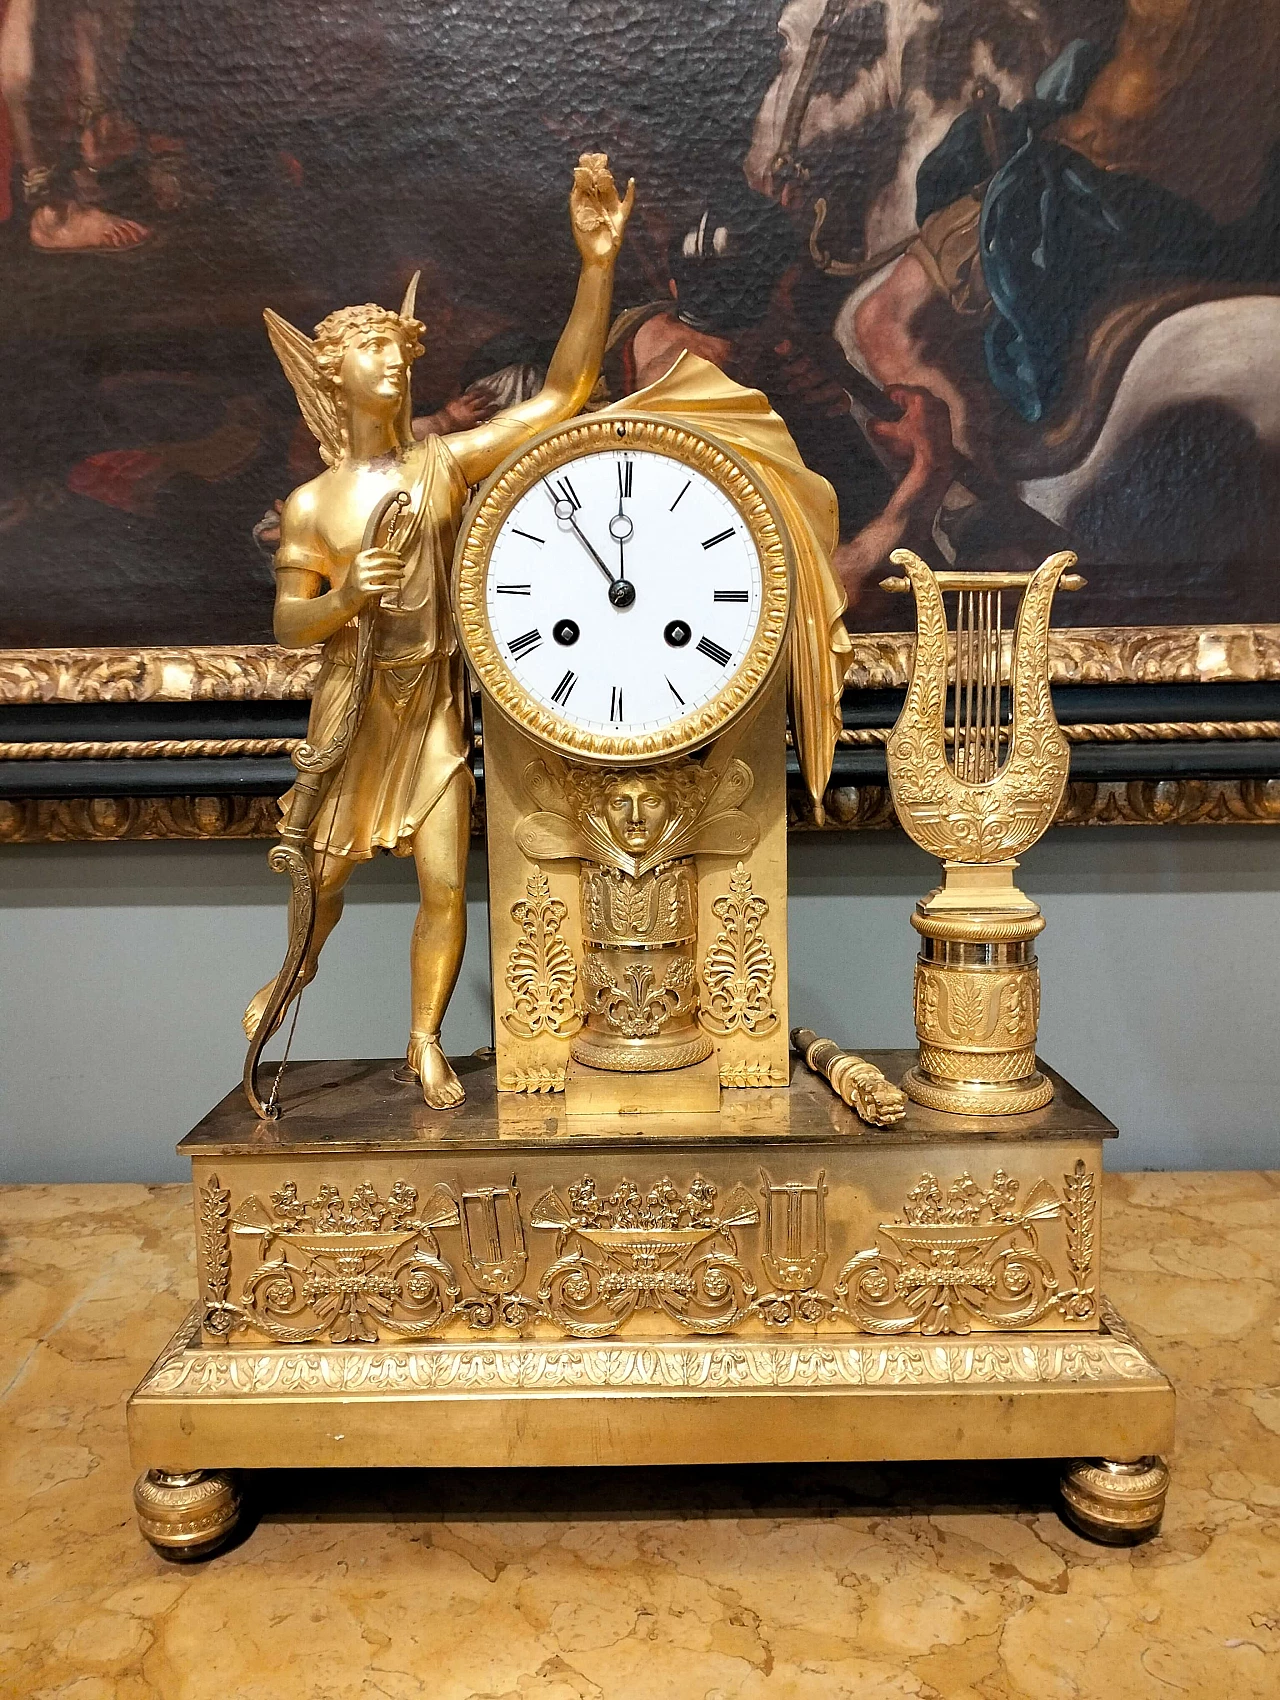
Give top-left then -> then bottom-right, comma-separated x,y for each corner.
242,488 -> 412,1118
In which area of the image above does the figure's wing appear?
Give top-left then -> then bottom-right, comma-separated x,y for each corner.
263,309 -> 342,467
514,811 -> 587,863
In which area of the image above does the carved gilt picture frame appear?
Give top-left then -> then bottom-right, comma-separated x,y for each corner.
3,628 -> 1278,842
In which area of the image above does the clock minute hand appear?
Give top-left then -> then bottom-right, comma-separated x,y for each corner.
547,486 -> 615,586
570,514 -> 617,587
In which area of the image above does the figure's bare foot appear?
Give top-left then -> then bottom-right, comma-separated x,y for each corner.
242,964 -> 315,1042
30,203 -> 150,253
407,1032 -> 466,1109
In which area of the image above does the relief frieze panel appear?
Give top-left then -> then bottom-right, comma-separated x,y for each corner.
198,1158 -> 1099,1347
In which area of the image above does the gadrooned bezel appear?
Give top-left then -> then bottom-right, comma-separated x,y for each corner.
452,413 -> 794,765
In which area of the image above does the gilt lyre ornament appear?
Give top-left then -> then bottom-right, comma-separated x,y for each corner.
883,550 -> 1083,1116
884,549 -> 1082,867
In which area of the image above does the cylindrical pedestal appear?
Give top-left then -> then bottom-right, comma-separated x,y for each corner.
572,858 -> 713,1073
903,908 -> 1052,1115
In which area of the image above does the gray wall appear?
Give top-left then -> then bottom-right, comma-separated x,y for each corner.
2,828 -> 1276,1182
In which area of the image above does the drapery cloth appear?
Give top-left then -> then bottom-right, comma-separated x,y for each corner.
280,434 -> 473,861
597,352 -> 850,821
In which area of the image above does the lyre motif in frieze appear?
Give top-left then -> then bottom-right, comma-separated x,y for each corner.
753,1169 -> 835,1327
456,1182 -> 540,1332
459,1184 -> 528,1294
759,1169 -> 828,1291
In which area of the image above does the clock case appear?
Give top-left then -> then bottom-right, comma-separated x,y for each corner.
484,672 -> 790,1106
455,412 -> 796,1111
453,411 -> 794,768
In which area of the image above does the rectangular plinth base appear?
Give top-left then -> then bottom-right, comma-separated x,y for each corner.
128,1300 -> 1174,1472
129,1056 -> 1170,1480
564,1052 -> 722,1117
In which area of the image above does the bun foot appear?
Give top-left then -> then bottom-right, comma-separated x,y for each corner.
133,1468 -> 240,1558
1060,1456 -> 1169,1544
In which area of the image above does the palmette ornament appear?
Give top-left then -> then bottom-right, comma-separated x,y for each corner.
883,549 -> 1084,1115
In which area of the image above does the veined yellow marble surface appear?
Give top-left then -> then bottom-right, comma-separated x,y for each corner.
1,1174 -> 1277,1700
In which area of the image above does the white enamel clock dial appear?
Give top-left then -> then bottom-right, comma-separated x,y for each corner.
486,448 -> 761,734
455,418 -> 791,763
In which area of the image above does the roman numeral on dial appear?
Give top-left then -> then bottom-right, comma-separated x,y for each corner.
610,686 -> 624,722
551,669 -> 577,706
617,459 -> 633,499
702,528 -> 735,550
508,629 -> 541,659
713,590 -> 748,602
697,636 -> 732,667
496,583 -> 531,594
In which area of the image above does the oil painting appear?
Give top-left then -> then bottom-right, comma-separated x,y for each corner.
1,0 -> 1275,649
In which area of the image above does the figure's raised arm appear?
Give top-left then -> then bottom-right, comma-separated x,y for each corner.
446,154 -> 634,486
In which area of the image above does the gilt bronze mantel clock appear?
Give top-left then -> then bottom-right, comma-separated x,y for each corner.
125,169 -> 1173,1561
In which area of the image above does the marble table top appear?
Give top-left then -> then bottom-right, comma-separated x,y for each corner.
2,1173 -> 1277,1699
